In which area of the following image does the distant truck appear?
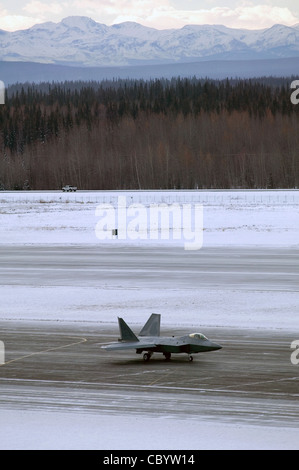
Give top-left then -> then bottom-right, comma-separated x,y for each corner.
62,185 -> 77,192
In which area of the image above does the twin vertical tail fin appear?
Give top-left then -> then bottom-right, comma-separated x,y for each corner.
118,313 -> 161,342
118,317 -> 139,342
139,313 -> 160,337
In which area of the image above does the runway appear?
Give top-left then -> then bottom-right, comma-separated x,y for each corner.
0,321 -> 298,428
0,245 -> 299,448
1,245 -> 299,290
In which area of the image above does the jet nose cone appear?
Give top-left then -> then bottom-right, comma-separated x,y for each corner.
210,342 -> 222,351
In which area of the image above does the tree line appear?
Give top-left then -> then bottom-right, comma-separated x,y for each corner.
1,76 -> 299,190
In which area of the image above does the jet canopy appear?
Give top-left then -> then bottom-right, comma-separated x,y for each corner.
189,333 -> 208,341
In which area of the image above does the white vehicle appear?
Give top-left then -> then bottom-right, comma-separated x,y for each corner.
62,185 -> 77,192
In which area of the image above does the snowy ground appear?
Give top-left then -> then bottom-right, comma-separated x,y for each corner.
2,409 -> 298,450
0,189 -> 299,247
1,190 -> 299,450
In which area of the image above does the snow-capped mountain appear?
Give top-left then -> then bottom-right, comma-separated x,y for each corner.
1,16 -> 299,67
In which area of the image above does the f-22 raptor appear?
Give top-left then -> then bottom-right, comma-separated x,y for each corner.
102,314 -> 222,362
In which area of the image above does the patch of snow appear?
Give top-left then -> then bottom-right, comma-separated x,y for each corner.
1,409 -> 298,450
0,190 -> 298,247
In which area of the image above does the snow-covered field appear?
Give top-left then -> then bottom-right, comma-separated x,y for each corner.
2,409 -> 298,450
1,189 -> 298,331
1,190 -> 299,450
1,189 -> 299,247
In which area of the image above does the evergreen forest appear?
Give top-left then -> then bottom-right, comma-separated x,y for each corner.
1,77 -> 299,190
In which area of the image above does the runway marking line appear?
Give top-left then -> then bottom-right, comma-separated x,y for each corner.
148,370 -> 174,386
220,376 -> 299,390
0,336 -> 87,367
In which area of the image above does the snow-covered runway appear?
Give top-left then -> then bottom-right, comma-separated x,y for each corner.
0,190 -> 298,449
0,321 -> 298,450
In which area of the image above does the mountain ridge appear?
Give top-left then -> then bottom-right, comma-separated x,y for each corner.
1,16 -> 299,67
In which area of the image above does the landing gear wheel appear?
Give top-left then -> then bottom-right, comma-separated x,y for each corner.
143,352 -> 152,362
164,352 -> 171,361
188,355 -> 194,362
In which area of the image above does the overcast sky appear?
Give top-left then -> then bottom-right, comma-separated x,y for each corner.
1,0 -> 299,31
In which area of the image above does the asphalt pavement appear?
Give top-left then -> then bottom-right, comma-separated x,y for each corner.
0,245 -> 298,436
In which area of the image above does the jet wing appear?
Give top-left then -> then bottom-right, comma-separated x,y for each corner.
102,341 -> 156,351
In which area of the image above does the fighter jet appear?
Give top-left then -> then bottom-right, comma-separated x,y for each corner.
102,313 -> 222,362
